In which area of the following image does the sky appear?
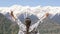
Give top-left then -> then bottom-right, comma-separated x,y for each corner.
0,0 -> 60,7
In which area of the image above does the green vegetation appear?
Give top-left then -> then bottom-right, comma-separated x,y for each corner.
0,13 -> 60,34
0,13 -> 19,34
39,18 -> 60,34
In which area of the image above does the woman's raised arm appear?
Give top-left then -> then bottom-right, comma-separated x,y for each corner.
10,11 -> 26,31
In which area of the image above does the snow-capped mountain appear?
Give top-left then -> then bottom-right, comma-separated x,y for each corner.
0,5 -> 60,23
0,5 -> 60,34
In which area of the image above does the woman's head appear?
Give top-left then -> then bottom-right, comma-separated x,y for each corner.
25,17 -> 31,27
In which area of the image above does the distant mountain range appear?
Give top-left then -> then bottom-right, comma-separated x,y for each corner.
0,13 -> 60,34
0,5 -> 60,23
0,5 -> 60,34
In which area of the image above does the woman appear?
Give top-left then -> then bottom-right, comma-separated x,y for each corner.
10,11 -> 49,34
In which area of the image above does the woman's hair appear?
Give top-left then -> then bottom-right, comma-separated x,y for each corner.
25,17 -> 31,34
25,17 -> 31,27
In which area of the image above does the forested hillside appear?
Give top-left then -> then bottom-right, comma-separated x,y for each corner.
0,13 -> 19,34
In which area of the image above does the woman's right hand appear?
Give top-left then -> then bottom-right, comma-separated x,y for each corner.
10,11 -> 16,20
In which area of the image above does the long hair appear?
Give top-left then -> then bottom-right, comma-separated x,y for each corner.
25,17 -> 31,34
